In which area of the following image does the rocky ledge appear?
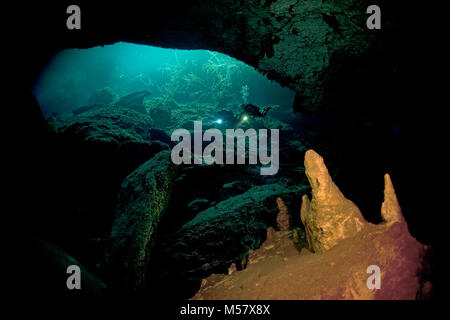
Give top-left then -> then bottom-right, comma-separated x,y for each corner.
193,150 -> 431,300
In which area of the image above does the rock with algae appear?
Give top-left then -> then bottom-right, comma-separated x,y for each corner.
162,183 -> 305,278
116,90 -> 151,114
105,150 -> 177,294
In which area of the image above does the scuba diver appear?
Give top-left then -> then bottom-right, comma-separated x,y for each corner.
241,103 -> 271,118
208,104 -> 272,128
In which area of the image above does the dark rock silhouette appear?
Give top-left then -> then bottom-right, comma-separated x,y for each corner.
105,151 -> 177,294
163,183 -> 306,278
28,239 -> 106,297
46,106 -> 167,251
116,90 -> 151,114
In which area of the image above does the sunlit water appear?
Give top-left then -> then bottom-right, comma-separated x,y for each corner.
32,42 -> 295,118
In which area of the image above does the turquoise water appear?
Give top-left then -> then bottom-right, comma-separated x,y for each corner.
32,42 -> 295,117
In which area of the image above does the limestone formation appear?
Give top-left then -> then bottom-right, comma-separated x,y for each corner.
105,150 -> 177,293
54,105 -> 155,146
266,226 -> 277,243
300,150 -> 366,252
227,263 -> 237,275
192,150 -> 430,300
276,197 -> 290,231
381,173 -> 405,225
192,219 -> 430,300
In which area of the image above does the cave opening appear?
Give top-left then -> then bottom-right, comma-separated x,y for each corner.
30,42 -> 308,299
32,42 -> 296,120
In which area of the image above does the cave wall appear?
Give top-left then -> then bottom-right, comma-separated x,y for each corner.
14,0 -> 405,114
7,0 -> 443,299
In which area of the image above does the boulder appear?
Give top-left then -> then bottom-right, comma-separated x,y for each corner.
219,180 -> 253,200
148,105 -> 172,129
163,183 -> 306,277
149,128 -> 172,145
187,198 -> 211,213
55,105 -> 155,145
105,150 -> 178,294
87,86 -> 118,106
72,103 -> 104,115
46,106 -> 167,246
160,164 -> 265,235
116,90 -> 150,114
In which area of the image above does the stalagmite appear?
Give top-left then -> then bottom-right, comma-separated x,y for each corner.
300,150 -> 366,252
276,197 -> 290,231
192,150 -> 431,300
381,173 -> 405,225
